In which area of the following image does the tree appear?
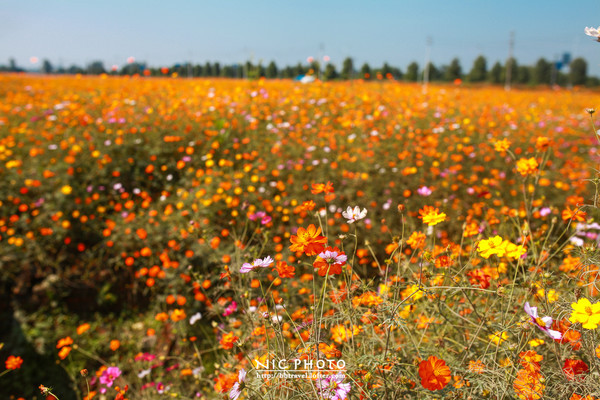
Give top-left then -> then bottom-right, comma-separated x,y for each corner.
515,66 -> 531,85
468,55 -> 487,82
341,57 -> 354,80
532,58 -> 552,85
569,58 -> 588,86
443,58 -> 463,81
87,61 -> 106,75
390,67 -> 403,80
41,59 -> 54,74
213,62 -> 221,77
266,61 -> 278,79
405,61 -> 419,82
323,63 -> 339,81
204,62 -> 214,77
488,62 -> 503,84
424,62 -> 441,81
360,63 -> 372,79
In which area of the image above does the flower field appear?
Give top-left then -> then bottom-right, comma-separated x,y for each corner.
2,74 -> 600,399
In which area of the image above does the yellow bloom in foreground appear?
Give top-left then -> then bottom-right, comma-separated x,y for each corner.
489,331 -> 509,345
494,138 -> 511,153
516,157 -> 539,176
61,185 -> 73,195
418,206 -> 446,226
477,236 -> 506,258
569,298 -> 600,329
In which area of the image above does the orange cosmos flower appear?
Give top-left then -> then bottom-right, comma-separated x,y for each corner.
219,332 -> 238,350
275,261 -> 295,278
418,356 -> 451,391
110,340 -> 120,351
5,355 -> 23,370
289,224 -> 327,256
311,181 -> 334,195
418,206 -> 446,226
58,346 -> 72,360
171,308 -> 187,322
56,336 -> 74,349
468,359 -> 485,374
77,323 -> 90,335
562,206 -> 587,222
299,200 -> 316,211
513,368 -> 544,400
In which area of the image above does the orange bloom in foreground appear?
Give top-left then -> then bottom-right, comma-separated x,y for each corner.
5,355 -> 23,370
289,224 -> 327,256
220,332 -> 238,350
562,206 -> 587,222
275,261 -> 295,278
513,368 -> 544,400
418,356 -> 451,391
58,346 -> 72,360
56,336 -> 74,349
311,181 -> 334,195
110,340 -> 120,351
77,323 -> 91,335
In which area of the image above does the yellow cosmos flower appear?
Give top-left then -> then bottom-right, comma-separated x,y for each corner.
569,298 -> 600,329
477,236 -> 506,258
516,157 -> 539,176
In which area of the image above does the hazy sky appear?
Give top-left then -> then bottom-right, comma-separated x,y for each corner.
2,0 -> 600,75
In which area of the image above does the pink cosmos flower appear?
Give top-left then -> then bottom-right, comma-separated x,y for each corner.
223,301 -> 238,317
240,256 -> 274,273
317,374 -> 351,400
318,249 -> 347,266
229,368 -> 246,400
417,186 -> 432,196
99,366 -> 121,387
524,302 -> 562,340
248,211 -> 272,225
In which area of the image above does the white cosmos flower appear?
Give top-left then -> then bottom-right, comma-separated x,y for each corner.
585,26 -> 600,41
342,206 -> 368,223
189,312 -> 202,325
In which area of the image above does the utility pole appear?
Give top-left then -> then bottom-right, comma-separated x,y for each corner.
423,36 -> 432,93
505,31 -> 515,91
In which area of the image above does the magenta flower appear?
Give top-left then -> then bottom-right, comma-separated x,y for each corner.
524,302 -> 562,340
223,301 -> 238,317
99,366 -> 121,387
248,211 -> 272,225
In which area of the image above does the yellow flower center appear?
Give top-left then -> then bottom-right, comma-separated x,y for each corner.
585,306 -> 594,315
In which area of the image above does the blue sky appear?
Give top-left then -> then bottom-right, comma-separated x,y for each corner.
2,0 -> 600,76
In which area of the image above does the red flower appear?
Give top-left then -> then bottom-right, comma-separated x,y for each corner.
418,356 -> 451,391
5,355 -> 23,370
563,359 -> 588,381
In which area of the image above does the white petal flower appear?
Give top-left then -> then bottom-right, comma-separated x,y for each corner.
585,26 -> 600,41
342,206 -> 367,223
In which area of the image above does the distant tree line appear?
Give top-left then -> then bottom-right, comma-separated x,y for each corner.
1,55 -> 597,87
